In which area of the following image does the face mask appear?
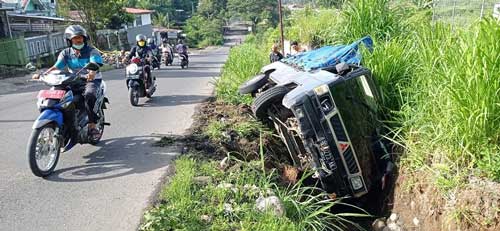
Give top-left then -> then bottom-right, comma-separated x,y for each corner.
72,44 -> 84,50
138,41 -> 146,47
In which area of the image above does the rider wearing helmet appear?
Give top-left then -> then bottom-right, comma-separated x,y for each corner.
147,38 -> 161,69
123,34 -> 153,84
147,38 -> 158,51
125,34 -> 153,61
32,25 -> 104,145
175,39 -> 188,60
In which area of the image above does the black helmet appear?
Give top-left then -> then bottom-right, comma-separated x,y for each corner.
64,25 -> 88,47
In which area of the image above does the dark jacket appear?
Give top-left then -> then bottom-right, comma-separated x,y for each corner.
269,51 -> 284,63
127,46 -> 152,60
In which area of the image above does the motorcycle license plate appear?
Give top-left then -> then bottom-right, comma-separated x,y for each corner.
37,90 -> 66,99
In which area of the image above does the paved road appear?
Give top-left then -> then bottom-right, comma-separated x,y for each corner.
0,45 -> 230,231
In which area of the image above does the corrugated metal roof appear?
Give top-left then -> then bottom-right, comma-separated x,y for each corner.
125,8 -> 154,14
8,13 -> 74,21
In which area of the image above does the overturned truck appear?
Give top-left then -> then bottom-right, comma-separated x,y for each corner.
239,37 -> 394,199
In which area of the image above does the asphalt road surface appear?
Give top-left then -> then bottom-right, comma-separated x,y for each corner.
0,45 -> 232,231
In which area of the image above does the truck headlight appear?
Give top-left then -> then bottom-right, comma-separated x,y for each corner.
314,84 -> 329,95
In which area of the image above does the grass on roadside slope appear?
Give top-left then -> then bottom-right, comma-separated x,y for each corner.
398,19 -> 500,182
140,156 -> 368,231
215,40 -> 268,105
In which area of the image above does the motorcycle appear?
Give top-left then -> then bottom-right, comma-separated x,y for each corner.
162,47 -> 173,66
151,49 -> 161,70
125,57 -> 157,106
27,62 -> 109,177
179,53 -> 189,69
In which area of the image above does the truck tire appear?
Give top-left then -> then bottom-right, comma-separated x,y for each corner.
238,74 -> 268,94
252,85 -> 289,121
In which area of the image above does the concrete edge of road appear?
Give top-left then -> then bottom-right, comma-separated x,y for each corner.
132,44 -> 228,228
137,163 -> 176,229
135,95 -> 217,229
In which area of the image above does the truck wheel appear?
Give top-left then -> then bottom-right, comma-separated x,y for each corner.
252,85 -> 289,122
238,74 -> 268,94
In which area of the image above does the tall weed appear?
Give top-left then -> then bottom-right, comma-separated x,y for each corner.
286,8 -> 341,47
398,19 -> 500,180
339,0 -> 406,42
216,43 -> 268,104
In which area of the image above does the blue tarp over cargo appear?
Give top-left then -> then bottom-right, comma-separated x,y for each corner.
281,36 -> 373,72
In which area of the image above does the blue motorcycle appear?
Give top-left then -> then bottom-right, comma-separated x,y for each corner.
27,63 -> 109,177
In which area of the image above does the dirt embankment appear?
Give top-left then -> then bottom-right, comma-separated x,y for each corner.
386,168 -> 500,231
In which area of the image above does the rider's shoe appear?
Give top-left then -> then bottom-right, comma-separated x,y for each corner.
89,128 -> 101,140
62,138 -> 76,152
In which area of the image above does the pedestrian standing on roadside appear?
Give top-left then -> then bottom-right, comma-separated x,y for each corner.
290,41 -> 306,56
269,43 -> 284,63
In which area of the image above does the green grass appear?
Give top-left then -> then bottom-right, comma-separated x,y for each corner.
339,0 -> 406,43
140,155 -> 368,231
285,7 -> 341,47
397,19 -> 500,181
336,1 -> 500,184
204,116 -> 266,142
215,41 -> 268,105
205,120 -> 227,142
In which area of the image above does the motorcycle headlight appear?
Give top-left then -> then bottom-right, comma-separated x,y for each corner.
127,64 -> 139,75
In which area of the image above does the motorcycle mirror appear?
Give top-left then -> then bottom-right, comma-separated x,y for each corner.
85,62 -> 100,71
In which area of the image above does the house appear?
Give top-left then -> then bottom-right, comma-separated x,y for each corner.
2,0 -> 57,16
0,7 -> 13,38
124,7 -> 154,46
0,0 -> 73,65
3,0 -> 66,37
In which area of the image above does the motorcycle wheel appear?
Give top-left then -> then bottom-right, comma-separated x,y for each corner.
89,109 -> 105,145
129,87 -> 139,106
27,123 -> 61,177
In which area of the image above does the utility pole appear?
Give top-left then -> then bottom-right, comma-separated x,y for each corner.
278,0 -> 285,55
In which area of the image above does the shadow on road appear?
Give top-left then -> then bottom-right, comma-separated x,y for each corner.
46,135 -> 179,182
0,119 -> 35,123
181,66 -> 223,69
141,94 -> 210,107
154,71 -> 221,78
189,61 -> 226,65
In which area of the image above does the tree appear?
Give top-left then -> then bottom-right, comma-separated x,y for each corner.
315,0 -> 344,8
197,0 -> 227,19
59,0 -> 132,41
152,12 -> 173,28
227,0 -> 278,28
